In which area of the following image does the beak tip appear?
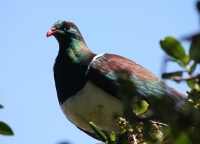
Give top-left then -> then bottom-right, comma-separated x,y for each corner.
46,28 -> 57,37
46,31 -> 52,37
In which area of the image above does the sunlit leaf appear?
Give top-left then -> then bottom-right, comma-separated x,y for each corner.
187,79 -> 195,89
89,122 -> 107,142
133,100 -> 149,116
160,37 -> 189,65
0,121 -> 13,135
167,57 -> 187,68
110,132 -> 115,142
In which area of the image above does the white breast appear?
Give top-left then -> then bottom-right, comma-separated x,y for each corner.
60,81 -> 123,133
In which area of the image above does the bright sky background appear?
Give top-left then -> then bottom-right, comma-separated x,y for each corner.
1,1 -> 199,144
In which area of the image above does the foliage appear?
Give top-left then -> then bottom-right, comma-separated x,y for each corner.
90,1 -> 200,143
0,104 -> 14,136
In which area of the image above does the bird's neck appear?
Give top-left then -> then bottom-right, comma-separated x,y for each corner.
54,37 -> 95,104
58,37 -> 94,65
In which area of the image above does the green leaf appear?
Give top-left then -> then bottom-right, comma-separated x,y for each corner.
106,132 -> 117,144
167,57 -> 187,68
160,37 -> 189,65
133,100 -> 149,115
131,95 -> 138,105
89,122 -> 107,142
172,132 -> 192,144
189,34 -> 200,63
197,1 -> 200,13
189,62 -> 197,74
115,131 -> 129,144
187,79 -> 195,89
0,121 -> 14,135
167,126 -> 192,144
0,104 -> 3,109
162,71 -> 183,83
110,132 -> 115,141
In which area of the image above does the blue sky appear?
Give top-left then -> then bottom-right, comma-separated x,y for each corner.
1,1 -> 199,144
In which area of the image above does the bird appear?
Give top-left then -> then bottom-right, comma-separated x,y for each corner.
46,20 -> 186,140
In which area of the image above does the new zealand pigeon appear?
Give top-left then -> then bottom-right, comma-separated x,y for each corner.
46,20 -> 186,140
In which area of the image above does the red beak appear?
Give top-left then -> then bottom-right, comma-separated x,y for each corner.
46,28 -> 58,37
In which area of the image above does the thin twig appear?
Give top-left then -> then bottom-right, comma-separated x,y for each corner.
149,120 -> 168,127
167,75 -> 197,81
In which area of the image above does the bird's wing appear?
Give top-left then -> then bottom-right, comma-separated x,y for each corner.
86,53 -> 186,103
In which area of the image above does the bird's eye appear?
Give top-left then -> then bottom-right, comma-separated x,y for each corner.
66,22 -> 72,29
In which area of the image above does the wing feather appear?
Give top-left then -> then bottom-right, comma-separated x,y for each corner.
86,53 -> 186,103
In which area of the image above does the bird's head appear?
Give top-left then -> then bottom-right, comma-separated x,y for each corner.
47,20 -> 84,43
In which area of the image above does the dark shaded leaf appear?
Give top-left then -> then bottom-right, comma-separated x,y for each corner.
197,1 -> 200,13
0,121 -> 13,135
0,104 -> 3,109
172,132 -> 192,144
189,34 -> 200,63
131,95 -> 138,105
189,62 -> 197,74
58,142 -> 71,144
89,122 -> 107,142
162,71 -> 183,82
160,37 -> 189,65
115,131 -> 129,144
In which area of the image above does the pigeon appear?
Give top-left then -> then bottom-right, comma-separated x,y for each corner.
46,20 -> 186,139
